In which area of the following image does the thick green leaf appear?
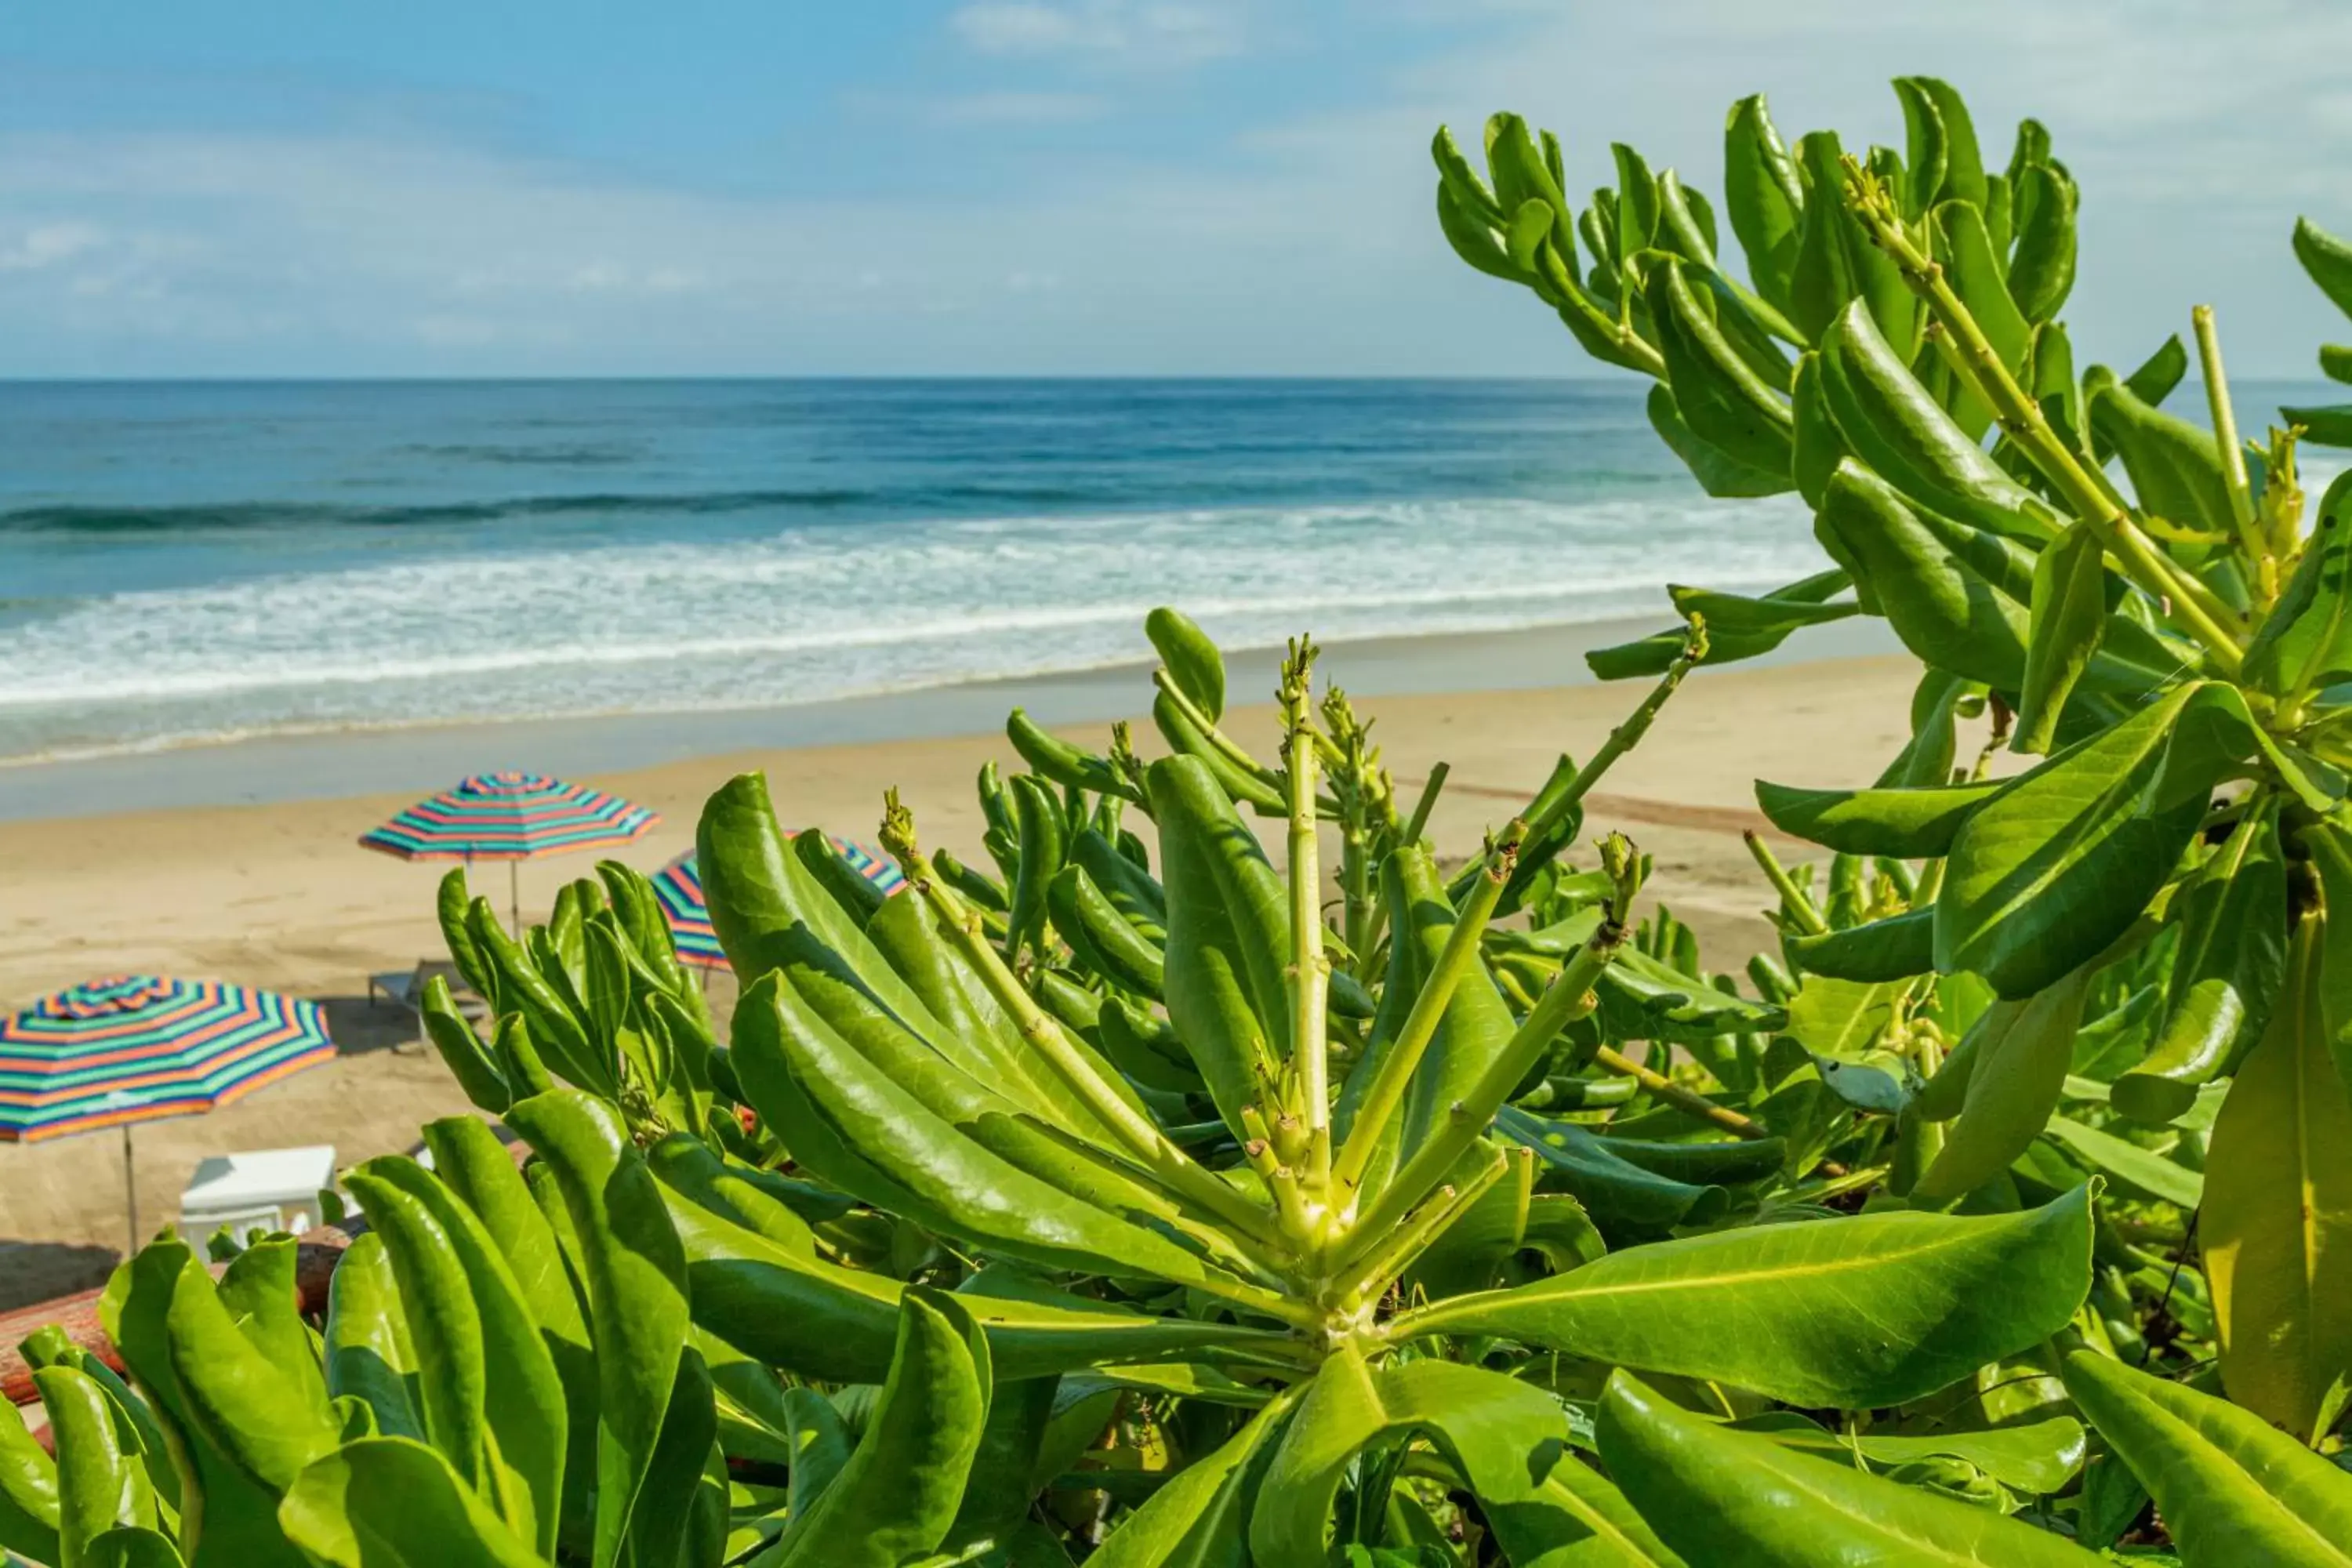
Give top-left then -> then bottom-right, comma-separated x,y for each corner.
1253,1350 -> 1678,1568
0,1393 -> 61,1566
1087,1395 -> 1290,1568
1598,1374 -> 2100,1565
2008,163 -> 2077,321
40,1364 -> 155,1563
2205,919 -> 2352,1436
1149,753 -> 1289,1136
1722,94 -> 1803,318
85,1528 -> 186,1568
1815,463 -> 2029,691
1817,299 -> 2051,542
161,1254 -> 342,1495
100,1241 -> 310,1568
1755,776 -> 2005,858
322,1232 -> 425,1444
666,1187 -> 1281,1385
2297,216 -> 2352,321
730,970 -> 1236,1289
1937,683 -> 2224,996
348,1156 -> 569,1559
339,1169 -> 492,1495
2040,1117 -> 2202,1208
1501,1107 -> 1736,1231
2114,814 -> 2288,1123
1588,570 -> 1851,679
1393,1187 -> 2093,1407
1642,383 -> 1793,499
2089,379 -> 2236,541
1590,943 -> 1783,1047
768,1293 -> 989,1568
2062,1349 -> 2352,1567
1913,962 -> 2093,1200
278,1437 -> 543,1568
1732,1410 -> 2085,1493
1647,256 -> 1791,474
2013,522 -> 2109,755
1933,200 -> 2031,440
503,1090 -> 695,1568
1790,909 -> 1934,982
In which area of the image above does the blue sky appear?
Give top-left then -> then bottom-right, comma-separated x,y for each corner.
3,1 -> 2350,377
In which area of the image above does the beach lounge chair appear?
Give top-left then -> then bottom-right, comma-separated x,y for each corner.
178,1143 -> 337,1243
366,958 -> 486,1049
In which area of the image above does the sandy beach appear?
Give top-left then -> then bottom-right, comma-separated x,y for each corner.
0,626 -> 1933,1306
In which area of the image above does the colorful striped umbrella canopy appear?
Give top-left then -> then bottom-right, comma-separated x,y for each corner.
361,771 -> 658,860
654,840 -> 904,970
361,771 -> 659,930
2,975 -> 337,1248
1,975 -> 336,1143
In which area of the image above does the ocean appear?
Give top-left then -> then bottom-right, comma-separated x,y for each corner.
0,375 -> 2312,767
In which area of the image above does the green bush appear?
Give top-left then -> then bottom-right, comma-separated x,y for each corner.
9,70 -> 2352,1567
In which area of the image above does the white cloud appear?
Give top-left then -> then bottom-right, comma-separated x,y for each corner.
0,222 -> 103,272
5,4 -> 2352,376
950,2 -> 1247,67
929,90 -> 1108,125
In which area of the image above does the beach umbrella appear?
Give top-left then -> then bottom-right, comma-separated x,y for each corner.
0,975 -> 337,1251
653,839 -> 904,971
361,771 -> 659,931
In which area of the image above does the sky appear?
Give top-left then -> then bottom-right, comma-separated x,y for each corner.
2,1 -> 2350,378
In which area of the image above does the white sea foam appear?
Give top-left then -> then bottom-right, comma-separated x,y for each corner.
0,494 -> 1822,758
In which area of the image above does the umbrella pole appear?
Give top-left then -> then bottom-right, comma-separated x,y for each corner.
510,861 -> 523,937
123,1125 -> 139,1257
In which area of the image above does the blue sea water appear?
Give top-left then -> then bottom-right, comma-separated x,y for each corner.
13,373 -> 2295,766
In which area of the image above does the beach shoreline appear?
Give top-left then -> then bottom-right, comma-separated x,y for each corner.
0,629 -> 1929,1298
0,614 -> 1898,821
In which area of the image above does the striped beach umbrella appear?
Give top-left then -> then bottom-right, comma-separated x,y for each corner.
361,771 -> 659,931
1,975 -> 336,1248
654,840 -> 904,971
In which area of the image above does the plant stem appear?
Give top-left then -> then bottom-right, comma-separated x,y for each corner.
1743,830 -> 1829,937
1150,670 -> 1281,788
1334,1149 -> 1508,1311
1240,1103 -> 1312,1240
1327,821 -> 1525,1202
1842,165 -> 2247,674
1281,640 -> 1334,1200
1337,877 -> 1631,1256
2194,304 -> 2273,606
1590,1047 -> 1765,1140
880,794 -> 1289,1253
1403,760 -> 1450,844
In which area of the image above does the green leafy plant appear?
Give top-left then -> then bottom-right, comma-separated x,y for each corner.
16,67 -> 2352,1568
1433,69 -> 2352,1563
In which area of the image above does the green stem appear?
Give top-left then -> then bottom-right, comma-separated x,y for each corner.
1338,897 -> 1628,1254
1327,821 -> 1526,1201
1151,670 -> 1280,787
1403,760 -> 1450,845
1590,1047 -> 1768,1142
1451,617 -> 1708,889
1240,1103 -> 1312,1240
1280,641 -> 1334,1199
1842,165 -> 2247,674
1742,830 -> 1830,937
1333,1149 -> 1508,1312
2194,304 -> 2271,605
